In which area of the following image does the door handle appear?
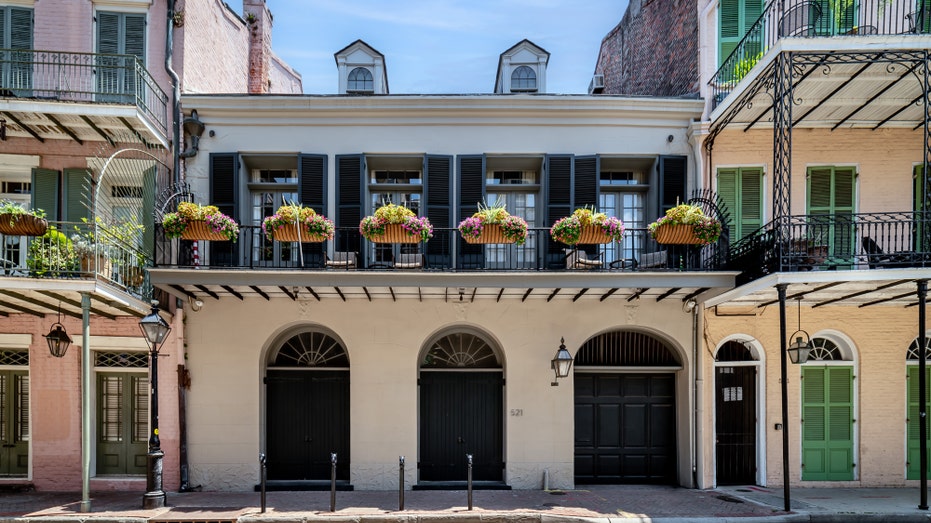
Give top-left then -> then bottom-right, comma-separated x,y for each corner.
457,436 -> 464,444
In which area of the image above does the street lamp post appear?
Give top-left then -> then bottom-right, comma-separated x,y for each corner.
139,301 -> 171,509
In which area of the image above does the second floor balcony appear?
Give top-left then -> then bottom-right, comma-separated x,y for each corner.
0,49 -> 169,145
711,0 -> 928,111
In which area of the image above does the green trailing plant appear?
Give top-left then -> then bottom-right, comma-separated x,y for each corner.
28,227 -> 78,277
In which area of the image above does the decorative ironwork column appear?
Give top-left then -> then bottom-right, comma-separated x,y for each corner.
773,52 -> 794,229
922,51 -> 931,252
919,280 -> 928,510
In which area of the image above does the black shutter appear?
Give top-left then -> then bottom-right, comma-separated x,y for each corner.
659,155 -> 688,214
298,154 -> 327,267
209,153 -> 240,266
573,155 -> 599,209
545,155 -> 573,266
424,155 -> 452,269
336,154 -> 364,257
299,154 -> 327,214
457,155 -> 485,268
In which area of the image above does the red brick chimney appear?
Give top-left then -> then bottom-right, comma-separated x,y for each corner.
244,0 -> 272,94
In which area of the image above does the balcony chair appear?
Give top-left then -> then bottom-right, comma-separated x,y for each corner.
779,1 -> 822,37
861,236 -> 912,269
325,251 -> 357,269
908,6 -> 926,34
638,250 -> 668,269
564,248 -> 603,270
394,253 -> 425,270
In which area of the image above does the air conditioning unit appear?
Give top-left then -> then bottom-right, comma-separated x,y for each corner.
589,74 -> 605,94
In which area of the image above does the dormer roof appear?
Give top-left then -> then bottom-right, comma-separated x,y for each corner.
334,39 -> 390,94
494,39 -> 550,94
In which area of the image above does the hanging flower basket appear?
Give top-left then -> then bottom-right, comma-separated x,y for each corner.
576,225 -> 616,244
180,220 -> 230,241
653,223 -> 703,245
462,223 -> 514,244
270,223 -> 328,243
367,223 -> 421,244
0,213 -> 48,236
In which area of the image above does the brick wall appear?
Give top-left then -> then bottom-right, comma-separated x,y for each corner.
595,0 -> 699,97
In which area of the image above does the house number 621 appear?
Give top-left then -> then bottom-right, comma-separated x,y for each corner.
510,409 -> 523,416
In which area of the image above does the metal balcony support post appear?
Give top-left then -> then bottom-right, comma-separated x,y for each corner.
773,52 -> 794,234
467,454 -> 473,511
399,456 -> 405,511
922,51 -> 931,252
259,453 -> 267,513
80,292 -> 92,513
919,280 -> 928,510
777,283 -> 791,513
330,453 -> 337,512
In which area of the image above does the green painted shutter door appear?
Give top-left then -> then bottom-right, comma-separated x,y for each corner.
96,12 -> 120,100
717,169 -> 738,242
31,168 -> 59,220
740,168 -> 763,236
63,168 -> 91,223
907,366 -> 931,479
141,167 -> 155,260
9,7 -> 31,96
719,0 -> 740,66
802,366 -> 828,480
802,366 -> 854,480
826,367 -> 854,480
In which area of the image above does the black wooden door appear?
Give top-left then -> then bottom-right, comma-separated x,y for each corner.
715,366 -> 757,485
266,370 -> 349,481
419,371 -> 503,481
574,373 -> 675,484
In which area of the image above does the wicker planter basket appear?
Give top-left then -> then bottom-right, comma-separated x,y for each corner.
0,214 -> 48,236
368,223 -> 420,244
272,223 -> 327,243
653,224 -> 702,245
576,225 -> 614,245
462,223 -> 515,244
180,220 -> 230,241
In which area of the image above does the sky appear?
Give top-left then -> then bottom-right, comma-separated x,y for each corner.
268,0 -> 630,95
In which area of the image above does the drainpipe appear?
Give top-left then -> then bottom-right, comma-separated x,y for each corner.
166,0 -> 181,184
690,300 -> 702,488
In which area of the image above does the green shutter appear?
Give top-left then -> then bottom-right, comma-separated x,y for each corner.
907,366 -> 931,479
815,0 -> 856,34
717,167 -> 762,243
718,0 -> 763,66
31,168 -> 59,220
97,372 -> 148,475
9,7 -> 30,50
802,366 -> 854,481
141,166 -> 155,260
807,166 -> 856,265
63,168 -> 92,223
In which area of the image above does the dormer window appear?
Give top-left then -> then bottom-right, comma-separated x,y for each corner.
347,67 -> 374,93
510,66 -> 537,92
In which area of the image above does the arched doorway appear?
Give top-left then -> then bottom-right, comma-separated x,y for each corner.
418,331 -> 504,484
714,340 -> 759,485
574,330 -> 680,484
264,329 -> 350,482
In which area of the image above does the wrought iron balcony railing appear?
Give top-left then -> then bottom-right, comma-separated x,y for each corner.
710,0 -> 922,109
726,212 -> 931,283
0,49 -> 169,136
0,220 -> 152,298
154,226 -> 729,273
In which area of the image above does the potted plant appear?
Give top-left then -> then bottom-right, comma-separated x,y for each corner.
262,204 -> 335,242
458,201 -> 528,245
27,227 -> 78,277
648,203 -> 722,245
0,200 -> 48,237
360,203 -> 433,243
551,207 -> 625,245
162,202 -> 239,242
71,217 -> 144,279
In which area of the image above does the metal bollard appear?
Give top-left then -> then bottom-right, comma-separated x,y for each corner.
399,456 -> 405,511
330,453 -> 337,512
466,454 -> 473,511
259,453 -> 267,513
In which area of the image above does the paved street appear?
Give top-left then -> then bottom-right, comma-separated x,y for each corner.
3,485 -> 931,522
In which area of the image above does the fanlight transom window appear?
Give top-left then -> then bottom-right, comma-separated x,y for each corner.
907,336 -> 931,361
272,331 -> 349,368
511,66 -> 536,91
807,337 -> 843,361
422,333 -> 500,368
348,67 -> 374,92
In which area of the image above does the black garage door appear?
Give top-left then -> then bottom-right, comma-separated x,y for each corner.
574,373 -> 675,484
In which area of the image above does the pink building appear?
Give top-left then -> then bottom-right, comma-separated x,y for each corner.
0,0 -> 299,502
